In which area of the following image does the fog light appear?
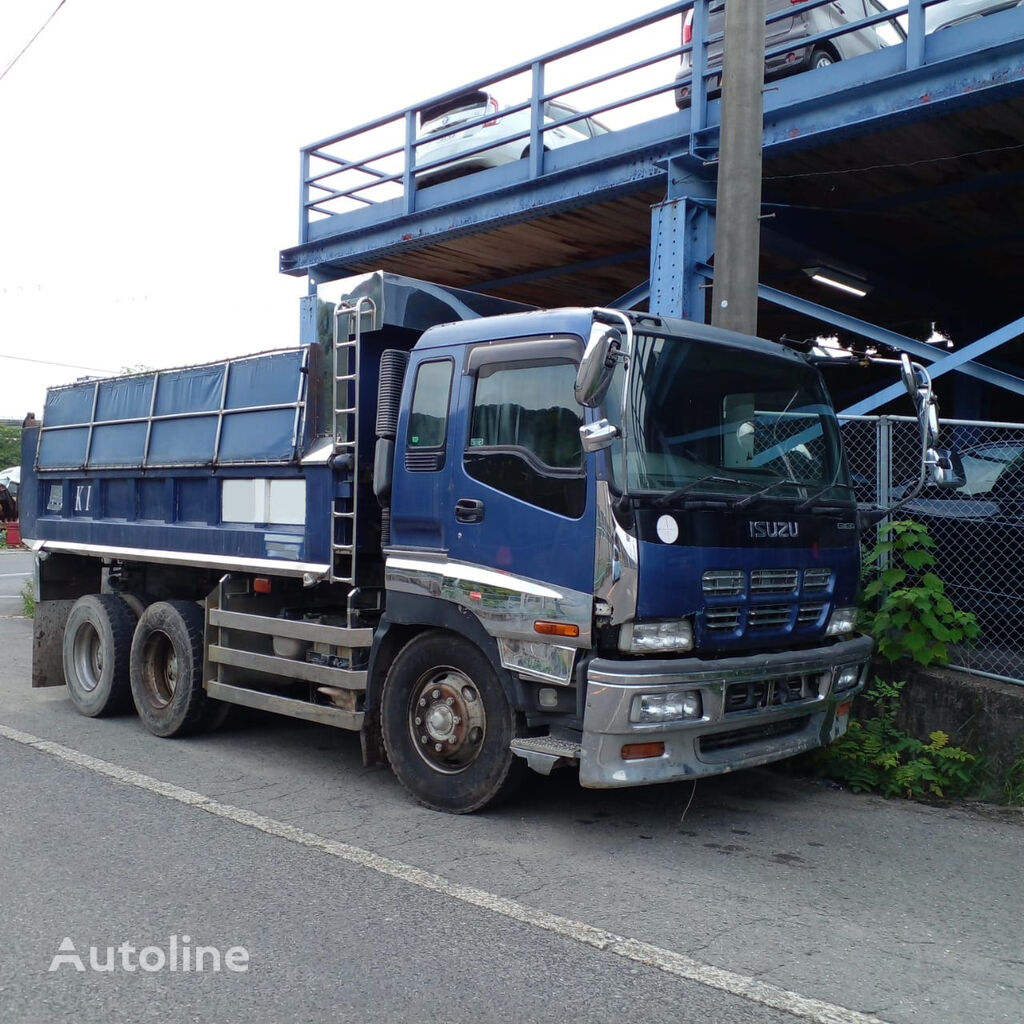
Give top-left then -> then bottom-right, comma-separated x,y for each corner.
630,690 -> 703,724
537,687 -> 559,709
620,619 -> 694,653
826,606 -> 858,636
834,665 -> 861,693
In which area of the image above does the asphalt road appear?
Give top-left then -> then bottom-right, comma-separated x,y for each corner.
1,547 -> 1022,1024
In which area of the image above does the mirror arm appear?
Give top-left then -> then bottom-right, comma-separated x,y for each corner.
592,308 -> 634,496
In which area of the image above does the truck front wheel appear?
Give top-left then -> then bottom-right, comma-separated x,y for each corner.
62,594 -> 138,717
381,632 -> 524,813
130,600 -> 215,737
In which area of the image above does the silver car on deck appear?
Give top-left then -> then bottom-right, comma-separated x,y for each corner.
416,91 -> 609,188
675,0 -> 903,107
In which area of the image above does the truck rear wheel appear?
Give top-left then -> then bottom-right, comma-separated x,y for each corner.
381,632 -> 524,813
62,594 -> 138,717
130,600 -> 217,737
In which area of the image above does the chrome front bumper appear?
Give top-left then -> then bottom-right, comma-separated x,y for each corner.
579,635 -> 873,788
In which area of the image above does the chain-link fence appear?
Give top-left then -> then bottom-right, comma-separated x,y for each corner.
841,415 -> 1024,685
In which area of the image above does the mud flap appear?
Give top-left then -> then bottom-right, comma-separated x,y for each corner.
32,599 -> 74,688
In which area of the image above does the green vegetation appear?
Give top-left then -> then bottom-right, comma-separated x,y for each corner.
20,578 -> 34,618
858,519 -> 979,667
1001,751 -> 1024,806
0,425 -> 21,469
813,677 -> 976,799
807,519 -> 982,801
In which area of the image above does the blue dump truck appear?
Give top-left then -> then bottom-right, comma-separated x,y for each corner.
21,271 -> 955,812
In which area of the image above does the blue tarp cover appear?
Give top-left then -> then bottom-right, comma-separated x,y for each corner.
36,349 -> 306,470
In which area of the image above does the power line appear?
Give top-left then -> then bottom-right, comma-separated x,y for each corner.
0,353 -> 113,374
0,0 -> 68,85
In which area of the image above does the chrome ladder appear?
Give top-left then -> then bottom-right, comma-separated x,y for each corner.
329,297 -> 375,587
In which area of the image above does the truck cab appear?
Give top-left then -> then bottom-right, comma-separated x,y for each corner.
356,276 -> 873,806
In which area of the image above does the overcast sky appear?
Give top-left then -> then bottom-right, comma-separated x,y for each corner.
0,0 -> 664,421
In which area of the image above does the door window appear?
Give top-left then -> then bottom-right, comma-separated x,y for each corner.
465,359 -> 585,517
406,358 -> 453,471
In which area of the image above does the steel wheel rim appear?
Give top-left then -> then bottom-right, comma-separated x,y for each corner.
407,667 -> 486,774
72,622 -> 103,692
141,630 -> 178,708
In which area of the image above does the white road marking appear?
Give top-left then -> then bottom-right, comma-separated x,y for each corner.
0,723 -> 889,1024
0,572 -> 30,578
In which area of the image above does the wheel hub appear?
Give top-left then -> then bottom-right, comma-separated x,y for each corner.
410,670 -> 486,773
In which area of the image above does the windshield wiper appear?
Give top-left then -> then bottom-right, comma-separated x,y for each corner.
733,478 -> 795,509
654,475 -> 752,507
793,484 -> 854,512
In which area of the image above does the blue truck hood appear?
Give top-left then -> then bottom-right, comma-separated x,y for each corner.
631,504 -> 861,652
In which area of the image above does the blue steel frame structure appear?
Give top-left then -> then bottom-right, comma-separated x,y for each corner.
280,1 -> 1024,412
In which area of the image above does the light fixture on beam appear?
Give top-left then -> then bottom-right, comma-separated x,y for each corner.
802,266 -> 871,298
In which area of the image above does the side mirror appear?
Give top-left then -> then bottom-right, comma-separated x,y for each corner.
575,325 -> 623,408
580,418 -> 619,453
927,448 -> 965,489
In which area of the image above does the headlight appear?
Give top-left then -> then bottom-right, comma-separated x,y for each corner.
630,690 -> 703,724
825,606 -> 858,636
834,664 -> 862,693
620,619 -> 694,653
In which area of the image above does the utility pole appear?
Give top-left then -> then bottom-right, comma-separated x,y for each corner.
711,0 -> 766,335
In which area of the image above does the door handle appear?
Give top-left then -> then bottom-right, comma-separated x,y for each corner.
455,498 -> 485,523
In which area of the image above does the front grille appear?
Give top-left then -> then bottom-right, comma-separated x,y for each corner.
724,674 -> 818,713
700,565 -> 835,639
751,568 -> 798,592
748,604 -> 792,629
702,569 -> 744,595
797,602 -> 826,625
705,606 -> 741,631
699,716 -> 810,754
803,568 -> 833,589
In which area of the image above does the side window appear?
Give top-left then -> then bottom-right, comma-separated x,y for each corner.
405,359 -> 453,472
464,359 -> 585,518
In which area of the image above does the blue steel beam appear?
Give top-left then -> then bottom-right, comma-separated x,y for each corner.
842,315 -> 1024,415
649,159 -> 716,321
751,278 -> 1024,399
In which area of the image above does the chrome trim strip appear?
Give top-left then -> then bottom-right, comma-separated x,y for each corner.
33,540 -> 331,581
594,479 -> 638,626
385,554 -> 592,645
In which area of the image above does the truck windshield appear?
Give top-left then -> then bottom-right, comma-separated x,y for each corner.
607,332 -> 851,504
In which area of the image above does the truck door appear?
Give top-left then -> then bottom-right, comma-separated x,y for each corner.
446,339 -> 595,596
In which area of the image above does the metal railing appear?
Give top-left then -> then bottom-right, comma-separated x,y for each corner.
295,1 -> 1008,239
841,414 -> 1024,686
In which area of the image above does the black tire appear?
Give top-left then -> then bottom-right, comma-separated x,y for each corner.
809,49 -> 836,70
130,600 -> 217,737
62,594 -> 138,717
381,632 -> 524,813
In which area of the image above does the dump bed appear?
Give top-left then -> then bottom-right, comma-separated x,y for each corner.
20,347 -> 340,580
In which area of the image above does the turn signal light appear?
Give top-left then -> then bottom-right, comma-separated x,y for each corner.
533,621 -> 580,638
253,577 -> 272,594
621,741 -> 665,761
